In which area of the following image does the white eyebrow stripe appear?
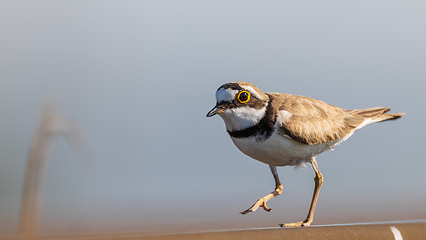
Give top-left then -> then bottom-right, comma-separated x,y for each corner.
241,85 -> 263,100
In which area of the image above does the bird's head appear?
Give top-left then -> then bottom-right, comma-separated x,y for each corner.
206,82 -> 269,131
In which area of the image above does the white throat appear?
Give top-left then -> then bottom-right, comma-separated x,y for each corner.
219,106 -> 266,132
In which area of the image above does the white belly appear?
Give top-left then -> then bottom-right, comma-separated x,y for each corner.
231,131 -> 352,167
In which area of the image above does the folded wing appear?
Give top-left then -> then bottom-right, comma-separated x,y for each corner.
268,93 -> 364,145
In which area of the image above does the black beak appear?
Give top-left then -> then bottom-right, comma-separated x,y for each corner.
206,104 -> 226,117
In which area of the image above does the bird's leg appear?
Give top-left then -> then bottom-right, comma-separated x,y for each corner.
283,158 -> 323,227
241,165 -> 283,214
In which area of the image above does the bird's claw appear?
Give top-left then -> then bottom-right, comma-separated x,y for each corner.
279,220 -> 312,227
240,199 -> 271,215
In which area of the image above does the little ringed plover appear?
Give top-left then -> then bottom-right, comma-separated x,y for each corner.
206,81 -> 404,227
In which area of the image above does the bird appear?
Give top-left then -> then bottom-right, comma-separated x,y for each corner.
206,82 -> 404,227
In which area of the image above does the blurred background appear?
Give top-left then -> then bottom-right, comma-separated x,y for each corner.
1,0 -> 425,236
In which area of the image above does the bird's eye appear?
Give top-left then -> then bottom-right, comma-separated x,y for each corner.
237,91 -> 250,103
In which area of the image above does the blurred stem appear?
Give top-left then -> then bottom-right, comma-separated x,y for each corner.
18,99 -> 60,237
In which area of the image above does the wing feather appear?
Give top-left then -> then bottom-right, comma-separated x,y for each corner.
268,93 -> 363,145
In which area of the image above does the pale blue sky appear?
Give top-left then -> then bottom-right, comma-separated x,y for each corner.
0,0 -> 425,235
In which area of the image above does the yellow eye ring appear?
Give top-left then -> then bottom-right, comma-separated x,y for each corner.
237,91 -> 250,103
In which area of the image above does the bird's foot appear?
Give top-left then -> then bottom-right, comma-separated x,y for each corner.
279,218 -> 312,227
240,185 -> 283,215
240,198 -> 271,214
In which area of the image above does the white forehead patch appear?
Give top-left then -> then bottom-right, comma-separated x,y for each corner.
216,88 -> 239,102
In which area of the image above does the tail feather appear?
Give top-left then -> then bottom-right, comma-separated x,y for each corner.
373,112 -> 405,122
348,107 -> 405,123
